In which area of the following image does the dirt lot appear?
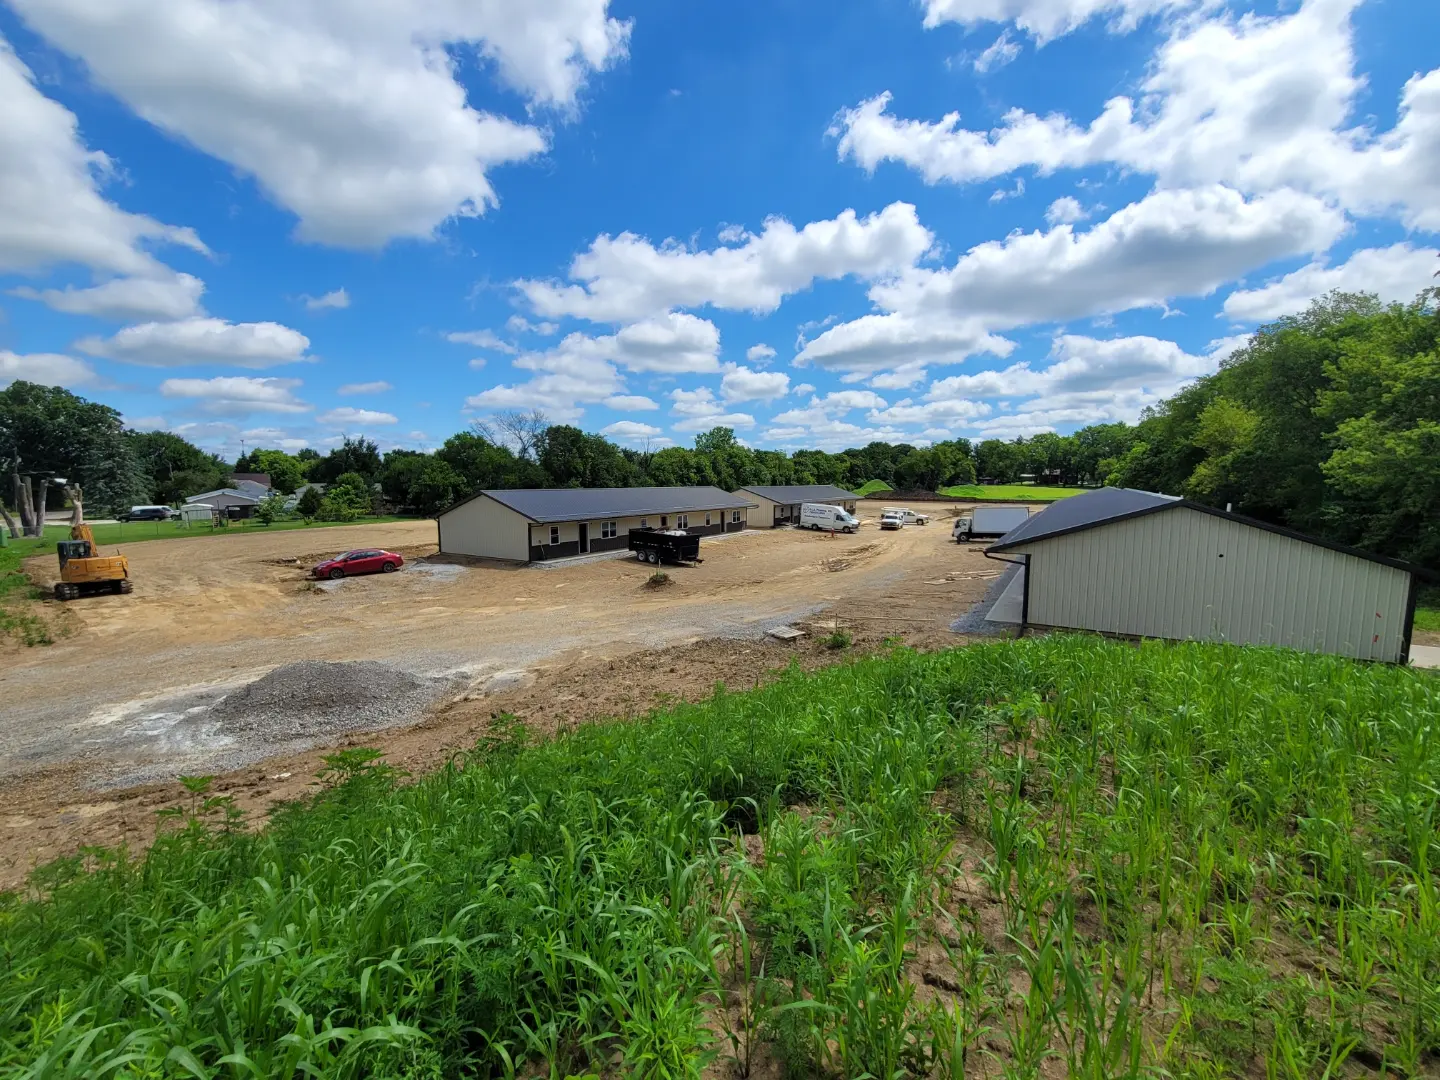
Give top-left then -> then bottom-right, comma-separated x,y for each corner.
0,502 -> 1011,885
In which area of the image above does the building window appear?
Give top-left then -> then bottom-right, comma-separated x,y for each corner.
549,526 -> 559,545
676,514 -> 689,529
731,510 -> 741,523
705,512 -> 711,526
601,520 -> 617,539
640,518 -> 648,528
661,515 -> 668,527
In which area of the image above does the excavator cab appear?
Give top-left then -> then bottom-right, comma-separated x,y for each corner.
57,539 -> 93,565
54,525 -> 131,600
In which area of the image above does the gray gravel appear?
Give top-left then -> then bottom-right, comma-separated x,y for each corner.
83,661 -> 462,787
208,660 -> 457,740
949,562 -> 1021,635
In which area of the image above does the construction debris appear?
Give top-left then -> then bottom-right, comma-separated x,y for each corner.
766,625 -> 806,641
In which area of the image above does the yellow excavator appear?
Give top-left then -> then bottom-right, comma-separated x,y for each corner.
54,524 -> 132,601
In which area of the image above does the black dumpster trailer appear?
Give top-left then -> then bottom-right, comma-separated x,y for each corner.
628,527 -> 704,565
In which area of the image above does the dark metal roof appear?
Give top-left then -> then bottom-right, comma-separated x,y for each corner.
987,486 -> 1431,577
736,485 -> 861,503
451,486 -> 757,523
988,488 -> 1178,548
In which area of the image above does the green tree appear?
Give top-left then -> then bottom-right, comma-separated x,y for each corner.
408,459 -> 466,515
541,425 -> 639,488
309,436 -> 382,484
128,430 -> 228,503
693,426 -> 739,454
379,450 -> 427,507
436,431 -> 542,491
1184,397 -> 1261,501
246,449 -> 305,494
0,381 -> 147,535
296,485 -> 325,519
254,493 -> 285,525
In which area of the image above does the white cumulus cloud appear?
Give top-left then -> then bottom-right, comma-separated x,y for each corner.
600,420 -> 662,440
9,0 -> 632,247
77,317 -> 312,368
923,0 -> 1195,44
159,375 -> 310,415
10,272 -> 205,321
604,394 -> 659,410
337,380 -> 393,395
0,349 -> 108,389
0,37 -> 205,277
973,31 -> 1021,73
517,202 -> 934,322
1044,197 -> 1087,225
1223,243 -> 1440,322
305,288 -> 349,311
720,365 -> 790,403
318,406 -> 399,426
447,328 -> 518,353
840,0 -> 1440,230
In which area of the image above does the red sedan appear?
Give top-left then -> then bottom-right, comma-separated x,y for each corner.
313,548 -> 404,579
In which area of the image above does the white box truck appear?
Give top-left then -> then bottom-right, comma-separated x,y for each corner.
799,503 -> 860,533
954,505 -> 1032,542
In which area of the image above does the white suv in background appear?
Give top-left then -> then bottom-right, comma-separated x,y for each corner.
879,511 -> 904,530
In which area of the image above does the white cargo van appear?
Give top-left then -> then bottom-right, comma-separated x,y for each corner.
799,503 -> 859,533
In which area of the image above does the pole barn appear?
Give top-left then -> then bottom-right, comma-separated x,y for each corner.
985,488 -> 1427,663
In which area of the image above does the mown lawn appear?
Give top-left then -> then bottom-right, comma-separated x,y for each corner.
4,636 -> 1438,1078
0,540 -> 54,645
854,479 -> 893,496
937,483 -> 1088,501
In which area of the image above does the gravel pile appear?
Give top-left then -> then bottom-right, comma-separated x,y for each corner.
949,562 -> 1021,635
209,660 -> 456,740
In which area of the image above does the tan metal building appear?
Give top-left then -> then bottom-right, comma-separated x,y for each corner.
986,488 -> 1426,663
437,486 -> 755,563
734,485 -> 861,528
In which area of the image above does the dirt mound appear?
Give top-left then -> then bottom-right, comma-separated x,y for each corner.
210,660 -> 456,740
820,544 -> 881,572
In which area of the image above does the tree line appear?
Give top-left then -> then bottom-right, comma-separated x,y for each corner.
3,289 -> 1434,568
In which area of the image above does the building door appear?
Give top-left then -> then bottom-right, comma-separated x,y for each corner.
579,522 -> 590,554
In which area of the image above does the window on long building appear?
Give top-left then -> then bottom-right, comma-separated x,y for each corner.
549,526 -> 559,545
601,520 -> 617,539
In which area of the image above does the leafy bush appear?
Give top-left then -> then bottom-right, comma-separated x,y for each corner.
254,493 -> 285,525
822,628 -> 852,649
295,485 -> 324,519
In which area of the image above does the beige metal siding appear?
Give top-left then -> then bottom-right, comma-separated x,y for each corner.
743,493 -> 782,527
1010,506 -> 1412,662
437,495 -> 530,561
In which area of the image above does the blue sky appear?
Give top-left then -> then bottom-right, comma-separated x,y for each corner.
1,0 -> 1436,457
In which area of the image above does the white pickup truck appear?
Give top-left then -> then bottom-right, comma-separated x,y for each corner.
882,506 -> 930,525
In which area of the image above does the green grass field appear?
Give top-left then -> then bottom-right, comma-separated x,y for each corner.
1416,606 -> 1440,633
937,483 -> 1088,501
5,636 -> 1438,1078
854,479 -> 893,496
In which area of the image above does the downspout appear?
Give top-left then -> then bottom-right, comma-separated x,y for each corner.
1399,570 -> 1419,665
983,548 -> 1030,637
